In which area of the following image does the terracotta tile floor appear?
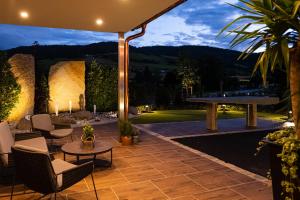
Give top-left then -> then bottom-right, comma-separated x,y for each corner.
0,123 -> 272,200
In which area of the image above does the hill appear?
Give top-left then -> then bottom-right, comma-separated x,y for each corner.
6,42 -> 258,76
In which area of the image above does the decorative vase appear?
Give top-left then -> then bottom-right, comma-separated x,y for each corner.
265,140 -> 300,200
133,135 -> 139,144
81,135 -> 95,149
121,136 -> 132,145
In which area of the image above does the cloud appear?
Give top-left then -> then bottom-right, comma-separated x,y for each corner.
225,12 -> 243,22
130,15 -> 214,47
0,24 -> 118,49
0,0 -> 247,50
217,0 -> 239,5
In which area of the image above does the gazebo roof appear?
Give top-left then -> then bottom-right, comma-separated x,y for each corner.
0,0 -> 185,32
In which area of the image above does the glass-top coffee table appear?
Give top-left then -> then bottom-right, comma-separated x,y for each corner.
61,141 -> 113,167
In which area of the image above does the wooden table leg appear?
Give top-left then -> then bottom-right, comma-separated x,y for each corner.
247,104 -> 257,128
110,149 -> 113,167
207,103 -> 218,131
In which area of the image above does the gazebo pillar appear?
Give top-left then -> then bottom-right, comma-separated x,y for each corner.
118,32 -> 127,120
118,26 -> 147,121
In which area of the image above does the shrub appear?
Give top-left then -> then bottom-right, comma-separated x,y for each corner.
34,75 -> 50,113
0,52 -> 21,121
118,120 -> 133,137
86,59 -> 118,112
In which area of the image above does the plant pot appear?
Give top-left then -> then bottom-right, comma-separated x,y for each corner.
265,140 -> 300,200
81,135 -> 95,149
133,135 -> 139,144
121,136 -> 132,146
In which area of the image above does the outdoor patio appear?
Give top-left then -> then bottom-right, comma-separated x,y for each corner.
0,122 -> 272,200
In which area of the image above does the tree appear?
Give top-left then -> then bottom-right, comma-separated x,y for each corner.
221,0 -> 300,137
177,57 -> 199,97
0,51 -> 21,121
86,59 -> 118,112
35,75 -> 50,113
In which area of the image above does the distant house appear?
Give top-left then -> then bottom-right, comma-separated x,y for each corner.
230,76 -> 251,89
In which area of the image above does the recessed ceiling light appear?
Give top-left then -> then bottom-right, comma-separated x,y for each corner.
96,19 -> 103,26
20,11 -> 29,19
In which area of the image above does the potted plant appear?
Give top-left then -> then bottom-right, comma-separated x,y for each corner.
132,128 -> 140,144
257,128 -> 300,200
221,1 -> 300,199
118,120 -> 133,145
81,123 -> 95,148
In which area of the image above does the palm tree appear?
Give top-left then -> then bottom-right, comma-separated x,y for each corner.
221,0 -> 300,136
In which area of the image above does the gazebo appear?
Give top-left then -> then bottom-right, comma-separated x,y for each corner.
0,0 -> 186,120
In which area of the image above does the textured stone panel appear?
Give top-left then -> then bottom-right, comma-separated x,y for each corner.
8,54 -> 35,121
49,61 -> 85,113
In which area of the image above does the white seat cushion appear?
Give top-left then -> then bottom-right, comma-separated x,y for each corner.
51,159 -> 76,187
14,137 -> 48,153
0,121 -> 14,166
50,129 -> 73,138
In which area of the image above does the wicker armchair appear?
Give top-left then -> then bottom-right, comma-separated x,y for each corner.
0,121 -> 43,174
31,114 -> 73,141
11,146 -> 98,200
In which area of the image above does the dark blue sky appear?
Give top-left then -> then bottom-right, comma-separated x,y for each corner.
0,0 -> 244,50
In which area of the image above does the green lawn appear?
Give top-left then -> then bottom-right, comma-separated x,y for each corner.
130,109 -> 286,124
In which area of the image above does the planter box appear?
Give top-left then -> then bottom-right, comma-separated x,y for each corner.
267,140 -> 300,200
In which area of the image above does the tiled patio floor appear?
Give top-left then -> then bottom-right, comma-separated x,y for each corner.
0,123 -> 272,200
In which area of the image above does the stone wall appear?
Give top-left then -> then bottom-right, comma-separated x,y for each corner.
8,54 -> 35,121
48,61 -> 85,113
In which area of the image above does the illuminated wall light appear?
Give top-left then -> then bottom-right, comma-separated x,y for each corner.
55,103 -> 59,116
119,101 -> 125,111
283,121 -> 295,128
93,104 -> 97,115
20,11 -> 29,19
69,100 -> 72,114
95,19 -> 103,26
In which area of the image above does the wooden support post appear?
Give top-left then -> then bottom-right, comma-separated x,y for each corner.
207,103 -> 218,131
118,33 -> 126,121
247,104 -> 257,128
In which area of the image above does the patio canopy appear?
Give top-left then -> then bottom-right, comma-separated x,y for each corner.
0,0 -> 186,121
0,0 -> 184,32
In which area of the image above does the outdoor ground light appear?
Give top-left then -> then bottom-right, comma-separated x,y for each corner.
221,104 -> 226,113
94,105 -> 97,115
288,110 -> 293,119
282,121 -> 295,128
55,103 -> 59,116
69,100 -> 72,114
145,105 -> 150,112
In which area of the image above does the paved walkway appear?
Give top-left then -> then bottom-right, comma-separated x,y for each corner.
137,118 -> 281,138
0,123 -> 272,200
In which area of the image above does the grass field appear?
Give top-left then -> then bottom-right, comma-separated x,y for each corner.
130,109 -> 286,124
